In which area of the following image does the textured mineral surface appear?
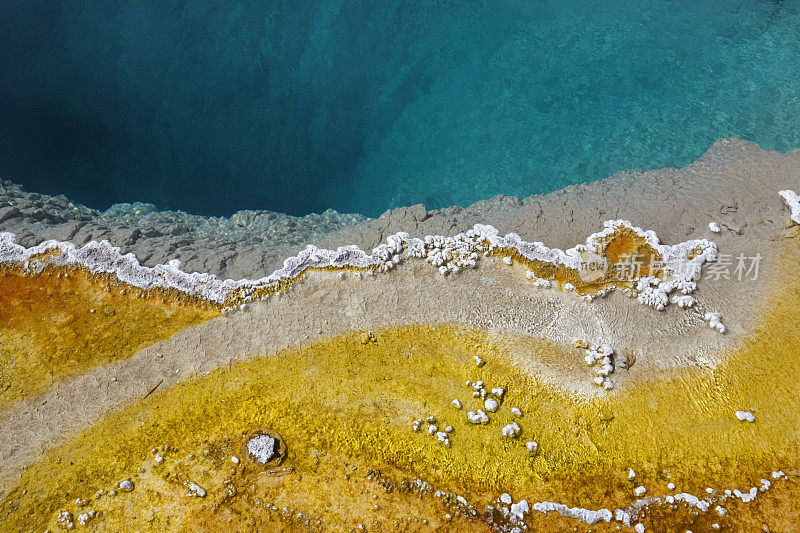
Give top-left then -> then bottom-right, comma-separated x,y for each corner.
1,138 -> 800,532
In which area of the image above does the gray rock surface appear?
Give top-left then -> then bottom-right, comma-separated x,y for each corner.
0,182 -> 367,279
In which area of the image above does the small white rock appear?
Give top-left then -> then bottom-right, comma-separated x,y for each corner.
484,398 -> 499,413
709,222 -> 721,233
511,407 -> 523,417
500,493 -> 512,504
451,399 -> 462,409
187,481 -> 207,498
467,410 -> 490,425
634,485 -> 646,497
503,256 -> 513,265
501,422 -> 521,438
735,410 -> 755,423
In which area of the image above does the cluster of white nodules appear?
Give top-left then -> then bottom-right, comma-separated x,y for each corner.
372,234 -> 407,273
412,416 -> 452,447
582,343 -> 616,391
465,379 -> 497,423
415,232 -> 485,276
635,276 -> 698,311
704,312 -> 726,333
492,494 -> 530,532
468,379 -> 490,400
461,378 -> 535,451
779,190 -> 800,224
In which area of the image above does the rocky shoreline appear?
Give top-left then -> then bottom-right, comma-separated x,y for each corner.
1,137 -> 798,283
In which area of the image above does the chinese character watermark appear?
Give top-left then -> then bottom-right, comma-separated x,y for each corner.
576,252 -> 762,284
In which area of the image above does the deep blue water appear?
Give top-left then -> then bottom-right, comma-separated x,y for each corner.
1,1 -> 799,218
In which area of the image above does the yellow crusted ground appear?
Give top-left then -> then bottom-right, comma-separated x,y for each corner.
504,226 -> 666,295
1,245 -> 799,531
0,267 -> 220,410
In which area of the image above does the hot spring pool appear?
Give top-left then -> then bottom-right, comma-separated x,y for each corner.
1,0 -> 798,218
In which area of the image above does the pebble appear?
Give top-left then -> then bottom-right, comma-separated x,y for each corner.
467,410 -> 490,425
484,398 -> 499,413
501,422 -> 521,438
247,434 -> 279,463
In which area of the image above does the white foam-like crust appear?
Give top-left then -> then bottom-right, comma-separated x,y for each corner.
528,470 -> 786,527
532,501 -> 613,525
0,220 -> 717,307
779,190 -> 800,224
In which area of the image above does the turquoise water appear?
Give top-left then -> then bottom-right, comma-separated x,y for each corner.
1,1 -> 799,217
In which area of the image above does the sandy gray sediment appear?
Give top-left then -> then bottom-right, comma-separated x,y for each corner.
0,137 -> 799,491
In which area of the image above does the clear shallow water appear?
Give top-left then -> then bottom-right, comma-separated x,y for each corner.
1,1 -> 799,218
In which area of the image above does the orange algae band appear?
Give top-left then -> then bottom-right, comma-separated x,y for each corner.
0,220 -> 717,307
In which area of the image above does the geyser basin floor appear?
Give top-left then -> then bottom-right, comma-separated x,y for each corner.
1,139 -> 800,530
4,271 -> 800,531
0,222 -> 798,530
